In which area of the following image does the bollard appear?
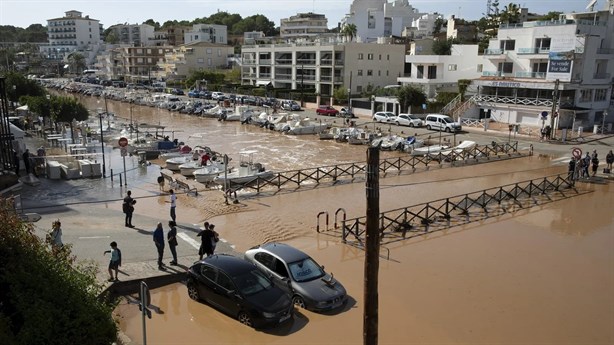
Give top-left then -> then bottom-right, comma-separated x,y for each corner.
119,173 -> 123,186
110,169 -> 114,182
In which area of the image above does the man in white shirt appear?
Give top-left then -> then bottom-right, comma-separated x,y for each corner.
166,189 -> 177,222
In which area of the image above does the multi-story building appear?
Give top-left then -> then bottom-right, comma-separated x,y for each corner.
244,31 -> 266,44
397,44 -> 482,98
280,13 -> 328,39
40,10 -> 103,64
113,46 -> 172,82
157,42 -> 234,80
446,15 -> 478,42
465,9 -> 614,132
342,0 -> 423,42
241,40 -> 405,97
166,26 -> 190,46
184,24 -> 227,45
403,13 -> 442,39
106,23 -> 155,46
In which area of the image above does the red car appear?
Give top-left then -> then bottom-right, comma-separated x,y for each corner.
316,105 -> 339,116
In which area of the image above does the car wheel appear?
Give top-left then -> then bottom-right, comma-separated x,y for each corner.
445,127 -> 451,133
187,283 -> 200,301
426,125 -> 431,130
292,295 -> 306,309
238,311 -> 253,327
409,123 -> 415,128
395,121 -> 400,126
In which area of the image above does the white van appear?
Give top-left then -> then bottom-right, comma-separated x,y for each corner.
424,114 -> 462,132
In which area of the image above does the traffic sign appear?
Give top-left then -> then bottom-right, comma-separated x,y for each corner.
120,147 -> 128,157
572,147 -> 582,159
540,111 -> 548,119
118,137 -> 129,147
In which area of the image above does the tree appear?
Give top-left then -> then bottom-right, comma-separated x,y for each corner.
500,3 -> 521,24
341,23 -> 357,42
143,19 -> 161,30
433,17 -> 445,34
4,71 -> 45,105
50,96 -> 89,124
67,53 -> 86,74
333,86 -> 349,105
103,29 -> 119,44
396,85 -> 427,113
432,38 -> 456,55
0,198 -> 118,344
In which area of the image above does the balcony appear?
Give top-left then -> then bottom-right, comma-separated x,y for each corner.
596,48 -> 614,54
484,48 -> 504,55
593,73 -> 611,79
243,60 -> 256,65
275,73 -> 292,80
517,47 -> 549,54
482,71 -> 502,77
259,73 -> 271,78
275,58 -> 293,65
259,59 -> 271,65
296,59 -> 316,65
514,71 -> 546,79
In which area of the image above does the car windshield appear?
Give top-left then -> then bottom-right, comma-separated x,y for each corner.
233,269 -> 273,296
442,117 -> 452,123
288,258 -> 325,282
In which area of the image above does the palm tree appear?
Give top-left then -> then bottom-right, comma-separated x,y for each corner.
501,3 -> 521,24
341,23 -> 357,42
67,53 -> 86,74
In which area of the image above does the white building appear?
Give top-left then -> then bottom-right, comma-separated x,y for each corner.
106,23 -> 155,46
404,13 -> 442,39
241,41 -> 405,98
280,12 -> 329,39
244,31 -> 266,44
397,44 -> 482,98
342,0 -> 423,42
41,10 -> 103,64
184,24 -> 227,45
158,42 -> 234,80
464,9 -> 614,133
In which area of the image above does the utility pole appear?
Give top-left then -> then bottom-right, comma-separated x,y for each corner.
364,147 -> 380,345
550,79 -> 559,140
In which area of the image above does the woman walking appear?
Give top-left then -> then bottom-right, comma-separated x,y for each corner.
167,220 -> 178,265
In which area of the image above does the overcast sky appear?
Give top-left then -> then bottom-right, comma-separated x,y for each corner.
0,0 -> 596,29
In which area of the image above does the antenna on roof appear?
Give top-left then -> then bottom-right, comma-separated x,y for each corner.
586,0 -> 598,11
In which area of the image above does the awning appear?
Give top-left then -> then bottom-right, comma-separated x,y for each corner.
255,80 -> 272,86
16,105 -> 29,111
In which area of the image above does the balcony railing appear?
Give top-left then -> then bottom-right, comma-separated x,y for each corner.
482,71 -> 502,77
275,58 -> 293,65
275,73 -> 292,80
259,73 -> 271,78
514,71 -> 546,79
517,47 -> 550,54
259,59 -> 271,65
593,73 -> 611,79
296,59 -> 316,65
243,60 -> 256,65
484,48 -> 504,55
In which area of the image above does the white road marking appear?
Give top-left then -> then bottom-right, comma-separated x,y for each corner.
79,236 -> 111,239
178,232 -> 201,250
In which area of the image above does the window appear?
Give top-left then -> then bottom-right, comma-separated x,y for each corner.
218,49 -> 222,57
386,70 -> 389,76
194,35 -> 199,40
498,62 -> 513,74
357,85 -> 363,92
206,48 -> 212,54
358,53 -> 364,60
378,70 -> 381,76
200,265 -> 216,282
379,54 -> 382,60
535,38 -> 551,51
367,70 -> 373,76
448,64 -> 457,71
477,64 -> 483,72
217,272 -> 235,291
255,252 -> 276,270
499,40 -> 516,51
207,58 -> 212,66
357,69 -> 363,76
417,65 -> 424,78
427,66 -> 437,79
197,58 -> 204,64
368,53 -> 373,60
387,54 -> 390,60
137,49 -> 143,54
594,89 -> 607,101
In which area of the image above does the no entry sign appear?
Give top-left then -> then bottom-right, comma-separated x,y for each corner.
118,137 -> 128,147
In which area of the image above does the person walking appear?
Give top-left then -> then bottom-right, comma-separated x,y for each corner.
166,189 -> 177,223
49,220 -> 63,248
591,153 -> 599,177
167,220 -> 178,265
568,156 -> 576,181
583,152 -> 591,179
123,191 -> 136,228
197,222 -> 214,260
103,241 -> 121,282
22,149 -> 31,175
605,150 -> 613,172
153,222 -> 165,270
209,224 -> 219,255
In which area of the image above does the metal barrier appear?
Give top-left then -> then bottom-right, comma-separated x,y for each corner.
335,174 -> 583,246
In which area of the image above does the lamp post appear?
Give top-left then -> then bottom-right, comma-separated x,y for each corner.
45,94 -> 50,129
601,110 -> 608,135
98,110 -> 106,178
347,88 -> 351,114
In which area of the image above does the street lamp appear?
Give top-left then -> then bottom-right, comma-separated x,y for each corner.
45,94 -> 50,128
347,88 -> 351,114
98,106 -> 106,178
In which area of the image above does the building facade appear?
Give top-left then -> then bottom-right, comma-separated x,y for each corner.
113,46 -> 171,82
41,10 -> 103,63
106,24 -> 155,46
280,13 -> 329,39
184,24 -> 227,45
342,0 -> 423,42
241,41 -> 405,97
157,42 -> 234,80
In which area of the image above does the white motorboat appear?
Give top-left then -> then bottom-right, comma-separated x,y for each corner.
410,144 -> 450,156
347,128 -> 375,145
178,161 -> 202,177
285,117 -> 329,135
372,135 -> 405,150
214,151 -> 275,187
401,136 -> 425,153
164,146 -> 209,170
193,159 -> 230,184
166,156 -> 193,171
426,140 -> 477,160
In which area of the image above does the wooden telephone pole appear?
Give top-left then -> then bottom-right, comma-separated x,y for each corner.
364,147 -> 380,345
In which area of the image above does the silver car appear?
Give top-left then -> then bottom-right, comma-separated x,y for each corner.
244,243 -> 347,312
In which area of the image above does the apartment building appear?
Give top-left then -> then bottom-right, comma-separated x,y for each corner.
106,23 -> 155,46
166,26 -> 190,46
342,0 -> 423,42
280,13 -> 328,39
467,9 -> 614,132
158,42 -> 234,80
184,24 -> 227,45
40,10 -> 103,63
241,41 -> 405,97
403,13 -> 442,39
113,46 -> 171,82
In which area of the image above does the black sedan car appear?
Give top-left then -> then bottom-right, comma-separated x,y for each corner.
245,243 -> 347,312
186,254 -> 293,328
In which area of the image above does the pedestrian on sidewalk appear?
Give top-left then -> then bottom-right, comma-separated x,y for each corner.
582,152 -> 591,178
153,222 -> 165,270
209,224 -> 219,255
166,189 -> 177,222
606,150 -> 613,171
22,149 -> 31,175
591,153 -> 599,177
568,156 -> 576,181
123,191 -> 136,228
103,241 -> 121,281
49,219 -> 63,248
197,221 -> 214,260
167,220 -> 178,265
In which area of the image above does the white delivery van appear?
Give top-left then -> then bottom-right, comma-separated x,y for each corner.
424,114 -> 462,132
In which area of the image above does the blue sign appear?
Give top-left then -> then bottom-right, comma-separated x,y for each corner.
541,111 -> 548,118
422,104 -> 427,110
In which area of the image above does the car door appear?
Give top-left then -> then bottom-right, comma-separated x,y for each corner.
198,264 -> 218,304
214,271 -> 241,316
254,252 -> 292,294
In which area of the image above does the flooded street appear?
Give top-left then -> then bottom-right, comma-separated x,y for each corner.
74,94 -> 613,344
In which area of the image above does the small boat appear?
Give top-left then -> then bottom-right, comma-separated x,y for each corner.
426,140 -> 477,161
372,135 -> 405,150
193,159 -> 230,184
347,128 -> 375,145
285,117 -> 329,135
214,151 -> 275,187
166,156 -> 192,171
178,161 -> 202,177
410,144 -> 450,156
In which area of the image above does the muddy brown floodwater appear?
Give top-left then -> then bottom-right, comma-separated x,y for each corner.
75,95 -> 613,344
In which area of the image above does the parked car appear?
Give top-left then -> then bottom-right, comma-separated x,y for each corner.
187,90 -> 200,98
170,88 -> 184,95
372,111 -> 395,123
339,107 -> 356,118
281,100 -> 301,111
199,90 -> 211,99
244,243 -> 347,312
211,91 -> 225,100
316,105 -> 339,116
424,114 -> 462,132
186,254 -> 293,329
392,113 -> 423,127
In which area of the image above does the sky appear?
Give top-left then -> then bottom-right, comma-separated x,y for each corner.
0,0 -> 599,29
